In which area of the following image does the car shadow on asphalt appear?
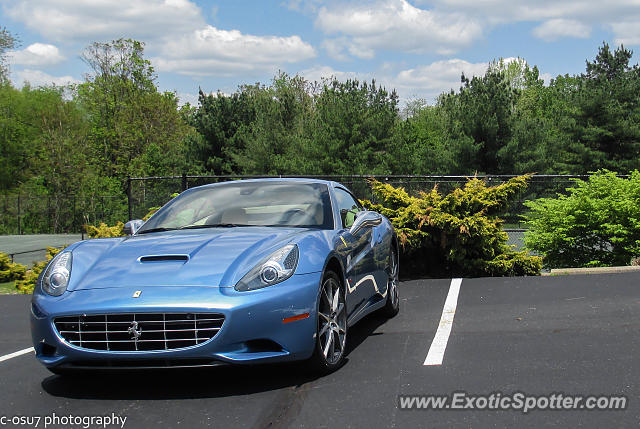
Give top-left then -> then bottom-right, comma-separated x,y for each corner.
41,312 -> 392,400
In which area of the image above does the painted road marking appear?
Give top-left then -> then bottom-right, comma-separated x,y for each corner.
0,347 -> 34,363
424,278 -> 462,366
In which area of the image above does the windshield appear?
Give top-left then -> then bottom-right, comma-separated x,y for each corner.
138,181 -> 334,232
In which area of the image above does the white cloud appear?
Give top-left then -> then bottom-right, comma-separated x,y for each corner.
426,0 -> 640,46
4,0 -> 204,43
8,43 -> 65,67
313,0 -> 640,56
611,20 -> 640,46
3,0 -> 317,79
321,38 -> 350,61
284,0 -> 325,13
12,69 -> 80,87
428,0 -> 639,24
299,60 -> 491,103
540,72 -> 553,85
532,19 -> 591,42
299,65 -> 361,83
155,25 -> 316,77
392,59 -> 489,101
176,92 -> 199,106
315,0 -> 482,57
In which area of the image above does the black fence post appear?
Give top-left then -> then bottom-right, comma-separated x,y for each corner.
17,194 -> 21,235
72,195 -> 76,233
127,177 -> 133,221
181,173 -> 188,192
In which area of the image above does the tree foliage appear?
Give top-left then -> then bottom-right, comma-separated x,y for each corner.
524,170 -> 640,268
77,39 -> 194,179
189,74 -> 398,175
2,36 -> 640,256
0,27 -> 18,83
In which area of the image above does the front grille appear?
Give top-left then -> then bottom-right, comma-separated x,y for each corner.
54,313 -> 224,352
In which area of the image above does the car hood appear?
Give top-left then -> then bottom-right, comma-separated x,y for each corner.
68,228 -> 314,290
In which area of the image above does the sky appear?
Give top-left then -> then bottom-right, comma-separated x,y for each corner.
2,0 -> 639,106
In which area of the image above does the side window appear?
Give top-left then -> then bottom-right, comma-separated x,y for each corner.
334,188 -> 362,229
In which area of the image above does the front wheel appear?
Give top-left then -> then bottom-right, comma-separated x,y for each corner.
381,247 -> 399,318
308,270 -> 347,374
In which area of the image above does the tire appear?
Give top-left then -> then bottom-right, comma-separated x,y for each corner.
308,270 -> 348,374
381,246 -> 400,318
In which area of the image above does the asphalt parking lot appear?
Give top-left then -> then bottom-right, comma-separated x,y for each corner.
0,273 -> 638,428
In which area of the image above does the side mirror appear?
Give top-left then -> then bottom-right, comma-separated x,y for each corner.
123,219 -> 144,235
349,211 -> 382,235
340,208 -> 359,229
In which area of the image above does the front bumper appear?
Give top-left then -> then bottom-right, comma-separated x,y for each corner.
30,272 -> 321,369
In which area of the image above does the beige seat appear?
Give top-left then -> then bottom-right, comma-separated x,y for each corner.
221,207 -> 248,225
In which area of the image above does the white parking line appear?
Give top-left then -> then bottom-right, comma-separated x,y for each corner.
0,347 -> 34,363
424,278 -> 462,366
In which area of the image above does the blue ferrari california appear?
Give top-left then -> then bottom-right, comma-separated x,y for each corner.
30,178 -> 399,374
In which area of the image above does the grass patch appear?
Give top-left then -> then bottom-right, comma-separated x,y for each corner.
0,281 -> 17,294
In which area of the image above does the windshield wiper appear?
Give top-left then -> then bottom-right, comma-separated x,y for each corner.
178,223 -> 251,230
137,227 -> 178,234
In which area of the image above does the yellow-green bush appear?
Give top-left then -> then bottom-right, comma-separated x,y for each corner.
84,221 -> 125,238
15,247 -> 62,294
363,176 -> 542,277
0,252 -> 27,283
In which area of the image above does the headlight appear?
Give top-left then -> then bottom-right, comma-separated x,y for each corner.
235,244 -> 299,291
41,251 -> 72,296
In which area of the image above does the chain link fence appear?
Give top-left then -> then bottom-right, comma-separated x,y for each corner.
0,193 -> 127,235
2,174 -> 594,239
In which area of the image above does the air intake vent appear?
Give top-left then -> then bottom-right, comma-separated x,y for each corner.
138,254 -> 189,263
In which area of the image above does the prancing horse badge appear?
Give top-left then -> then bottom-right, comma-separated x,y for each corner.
132,290 -> 142,298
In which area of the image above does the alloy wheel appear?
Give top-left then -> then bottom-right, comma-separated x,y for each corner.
388,250 -> 399,309
317,276 -> 347,365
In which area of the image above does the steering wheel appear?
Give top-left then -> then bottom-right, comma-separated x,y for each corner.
280,208 -> 308,224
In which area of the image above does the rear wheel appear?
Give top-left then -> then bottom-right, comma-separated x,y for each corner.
381,247 -> 399,318
308,270 -> 347,374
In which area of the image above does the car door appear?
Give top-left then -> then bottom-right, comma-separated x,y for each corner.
333,187 -> 375,316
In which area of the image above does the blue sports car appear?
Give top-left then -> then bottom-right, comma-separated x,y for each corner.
30,178 -> 399,375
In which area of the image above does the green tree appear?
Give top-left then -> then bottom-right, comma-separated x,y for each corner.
190,74 -> 400,176
0,84 -> 34,189
77,39 -> 193,179
390,105 -> 475,174
309,78 -> 399,175
0,27 -> 18,83
572,43 -> 640,173
189,87 -> 255,175
20,86 -> 90,230
439,62 -> 519,173
232,74 -> 318,174
497,69 -> 584,174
